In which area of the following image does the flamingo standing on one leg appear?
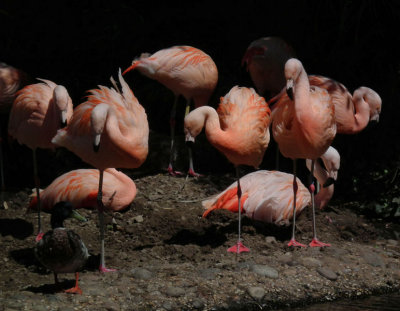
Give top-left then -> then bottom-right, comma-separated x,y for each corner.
28,168 -> 137,213
52,69 -> 149,272
0,63 -> 31,207
8,79 -> 73,241
123,45 -> 218,177
202,146 -> 340,231
184,86 -> 271,253
242,36 -> 296,100
272,58 -> 336,247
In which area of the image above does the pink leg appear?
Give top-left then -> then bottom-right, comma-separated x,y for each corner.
308,160 -> 330,248
64,272 -> 83,294
228,167 -> 250,253
288,160 -> 307,248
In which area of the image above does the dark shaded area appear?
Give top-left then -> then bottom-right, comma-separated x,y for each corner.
1,1 -> 399,218
0,218 -> 33,239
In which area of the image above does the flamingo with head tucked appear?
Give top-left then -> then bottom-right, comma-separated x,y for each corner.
8,78 -> 73,241
202,146 -> 340,235
123,45 -> 218,177
184,86 -> 271,253
272,58 -> 336,247
52,69 -> 148,272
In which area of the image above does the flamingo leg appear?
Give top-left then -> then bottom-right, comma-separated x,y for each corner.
167,95 -> 183,176
186,99 -> 203,178
309,160 -> 331,247
228,166 -> 250,253
33,149 -> 43,242
0,127 -> 5,208
64,272 -> 83,295
97,170 -> 116,272
288,159 -> 306,247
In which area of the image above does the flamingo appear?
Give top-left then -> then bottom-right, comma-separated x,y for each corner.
8,79 -> 73,241
308,75 -> 382,134
29,168 -> 136,213
0,63 -> 31,207
52,69 -> 149,272
272,58 -> 336,247
202,147 -> 340,231
184,86 -> 271,253
123,45 -> 218,177
242,37 -> 296,100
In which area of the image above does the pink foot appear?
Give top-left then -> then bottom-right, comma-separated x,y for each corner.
99,265 -> 117,273
309,238 -> 331,247
188,168 -> 204,177
287,238 -> 307,247
167,165 -> 183,177
64,286 -> 83,295
227,241 -> 250,253
35,231 -> 44,242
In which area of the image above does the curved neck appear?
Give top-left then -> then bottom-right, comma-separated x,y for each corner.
307,159 -> 334,209
351,90 -> 371,132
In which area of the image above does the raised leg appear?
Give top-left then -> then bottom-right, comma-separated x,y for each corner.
167,95 -> 183,176
33,149 -> 43,242
288,159 -> 306,247
228,167 -> 249,253
64,272 -> 83,294
308,160 -> 331,247
97,170 -> 116,272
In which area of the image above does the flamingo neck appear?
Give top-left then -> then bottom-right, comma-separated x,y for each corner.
312,160 -> 334,209
351,91 -> 371,132
201,107 -> 231,152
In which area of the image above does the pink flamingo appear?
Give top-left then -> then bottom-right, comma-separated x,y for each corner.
8,78 -> 73,241
123,45 -> 218,177
272,58 -> 336,247
308,75 -> 382,134
184,86 -> 271,253
52,69 -> 149,272
29,168 -> 136,213
202,147 -> 340,231
0,63 -> 31,206
242,37 -> 296,100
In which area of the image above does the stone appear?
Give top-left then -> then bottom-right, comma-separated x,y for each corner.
317,267 -> 338,281
362,250 -> 385,267
301,257 -> 322,268
131,268 -> 153,280
192,298 -> 205,309
247,286 -> 265,300
265,236 -> 277,244
251,264 -> 279,279
165,286 -> 185,297
199,268 -> 221,280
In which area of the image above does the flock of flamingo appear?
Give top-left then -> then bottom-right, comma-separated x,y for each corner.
0,37 -> 382,294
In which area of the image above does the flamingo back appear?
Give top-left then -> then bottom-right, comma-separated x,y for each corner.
29,168 -> 136,212
8,79 -> 73,150
202,170 -> 310,225
215,86 -> 271,167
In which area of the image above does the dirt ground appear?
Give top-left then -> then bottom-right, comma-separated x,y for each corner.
0,135 -> 400,311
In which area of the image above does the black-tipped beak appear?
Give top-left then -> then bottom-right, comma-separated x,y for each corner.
323,177 -> 335,188
93,143 -> 100,152
185,140 -> 194,148
286,79 -> 294,101
60,120 -> 67,128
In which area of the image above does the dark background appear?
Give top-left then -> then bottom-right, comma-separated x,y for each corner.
1,0 -> 399,218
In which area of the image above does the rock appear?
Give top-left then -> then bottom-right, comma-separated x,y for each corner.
247,286 -> 265,300
199,268 -> 221,280
251,264 -> 279,279
133,215 -> 144,223
265,236 -> 277,244
162,301 -> 174,310
317,267 -> 338,281
387,239 -> 398,246
192,298 -> 205,309
301,257 -> 322,268
165,286 -> 185,297
362,250 -> 385,267
131,268 -> 153,280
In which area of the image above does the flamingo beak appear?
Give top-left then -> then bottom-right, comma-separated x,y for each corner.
286,78 -> 294,101
323,177 -> 335,188
185,132 -> 195,145
93,134 -> 101,152
61,111 -> 68,128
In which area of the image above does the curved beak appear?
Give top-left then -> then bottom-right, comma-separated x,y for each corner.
323,177 -> 335,188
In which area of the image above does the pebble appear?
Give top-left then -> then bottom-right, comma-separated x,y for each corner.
317,267 -> 338,281
131,267 -> 153,280
362,250 -> 386,267
199,268 -> 221,280
192,298 -> 205,309
247,286 -> 265,300
162,301 -> 175,310
251,264 -> 279,279
265,236 -> 277,244
165,286 -> 185,297
301,257 -> 322,268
